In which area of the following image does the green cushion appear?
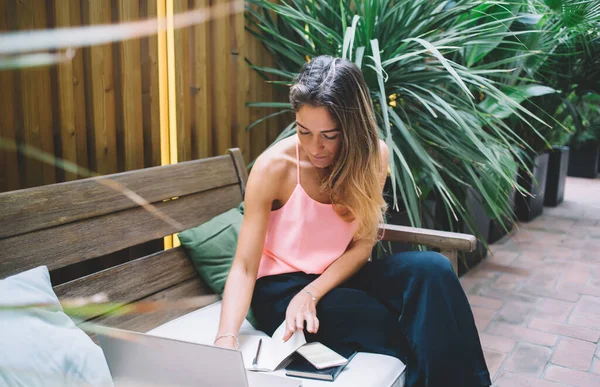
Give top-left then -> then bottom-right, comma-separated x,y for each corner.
178,202 -> 259,329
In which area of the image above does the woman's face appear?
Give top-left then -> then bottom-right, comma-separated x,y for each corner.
296,105 -> 342,169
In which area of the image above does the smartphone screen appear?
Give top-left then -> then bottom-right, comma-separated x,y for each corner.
295,342 -> 348,369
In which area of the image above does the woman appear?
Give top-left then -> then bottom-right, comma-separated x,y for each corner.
214,55 -> 491,387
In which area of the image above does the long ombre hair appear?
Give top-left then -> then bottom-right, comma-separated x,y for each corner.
290,56 -> 387,242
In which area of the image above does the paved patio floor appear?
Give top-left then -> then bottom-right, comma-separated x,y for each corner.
460,176 -> 600,387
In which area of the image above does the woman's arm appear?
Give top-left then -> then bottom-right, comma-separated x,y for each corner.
281,230 -> 376,341
282,140 -> 390,341
214,154 -> 283,349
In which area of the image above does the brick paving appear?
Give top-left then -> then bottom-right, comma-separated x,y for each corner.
460,177 -> 600,386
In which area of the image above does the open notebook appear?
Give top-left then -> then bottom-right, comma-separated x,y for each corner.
239,322 -> 306,372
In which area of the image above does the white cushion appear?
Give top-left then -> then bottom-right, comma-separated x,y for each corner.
148,301 -> 405,387
0,266 -> 113,387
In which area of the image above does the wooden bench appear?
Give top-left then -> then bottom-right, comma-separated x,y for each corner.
0,147 -> 476,349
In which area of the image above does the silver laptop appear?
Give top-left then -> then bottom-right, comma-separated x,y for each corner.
97,327 -> 302,387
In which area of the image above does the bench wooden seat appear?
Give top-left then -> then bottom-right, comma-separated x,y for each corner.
0,148 -> 477,378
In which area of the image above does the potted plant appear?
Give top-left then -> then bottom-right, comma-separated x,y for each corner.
544,145 -> 570,206
568,137 -> 600,178
463,147 -> 519,267
515,152 -> 550,221
567,94 -> 600,178
483,91 -> 557,222
509,93 -> 571,218
487,149 -> 519,242
543,103 -> 572,206
431,147 -> 517,273
468,1 -> 600,218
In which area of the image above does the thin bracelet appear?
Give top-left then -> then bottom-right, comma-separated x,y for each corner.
304,288 -> 316,301
306,284 -> 320,299
214,333 -> 239,349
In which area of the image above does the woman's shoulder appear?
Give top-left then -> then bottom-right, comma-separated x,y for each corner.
251,136 -> 297,181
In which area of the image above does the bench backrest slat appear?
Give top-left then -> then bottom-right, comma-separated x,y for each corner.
0,156 -> 238,239
53,247 -> 198,320
86,279 -> 220,342
0,185 -> 242,278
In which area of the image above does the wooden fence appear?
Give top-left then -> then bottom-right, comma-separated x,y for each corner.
0,0 -> 290,193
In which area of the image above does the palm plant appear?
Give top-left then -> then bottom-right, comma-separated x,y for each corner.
544,33 -> 600,150
244,0 -> 552,242
471,0 -> 600,153
565,92 -> 600,148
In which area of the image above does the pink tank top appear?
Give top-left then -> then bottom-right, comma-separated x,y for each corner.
256,142 -> 357,279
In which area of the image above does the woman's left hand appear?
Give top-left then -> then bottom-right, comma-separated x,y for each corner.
282,288 -> 319,342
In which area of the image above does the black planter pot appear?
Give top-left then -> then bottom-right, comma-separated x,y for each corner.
515,152 -> 550,222
488,159 -> 519,243
544,146 -> 569,207
488,200 -> 517,244
459,188 -> 490,276
567,142 -> 600,179
488,215 -> 515,244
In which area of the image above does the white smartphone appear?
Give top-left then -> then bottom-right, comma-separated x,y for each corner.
295,342 -> 349,369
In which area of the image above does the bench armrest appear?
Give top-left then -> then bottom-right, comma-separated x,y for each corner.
378,223 -> 476,252
377,223 -> 477,274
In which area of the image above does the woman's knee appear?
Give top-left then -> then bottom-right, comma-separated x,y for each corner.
316,288 -> 401,353
319,301 -> 395,334
390,251 -> 455,279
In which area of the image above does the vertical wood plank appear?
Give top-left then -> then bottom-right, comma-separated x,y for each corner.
232,0 -> 250,161
140,0 -> 161,168
85,0 -> 117,175
0,71 -> 19,192
140,0 -> 151,167
174,0 -> 191,162
16,0 -> 44,188
36,0 -> 56,185
70,0 -> 89,175
192,0 -> 212,159
118,1 -> 144,171
112,0 -> 125,172
211,0 -> 231,156
0,2 -> 20,192
165,0 -> 178,166
266,65 -> 279,145
156,0 -> 172,250
247,5 -> 267,162
0,0 -> 7,33
157,0 -> 170,167
264,2 -> 281,147
55,0 -> 78,181
0,72 -> 20,192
